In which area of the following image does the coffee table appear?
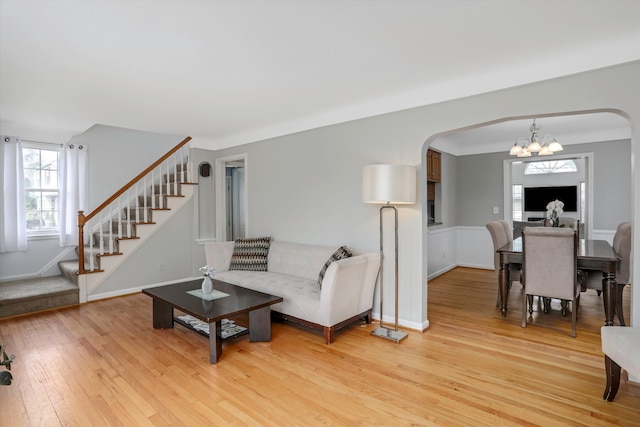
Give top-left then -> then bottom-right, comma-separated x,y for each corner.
142,278 -> 283,363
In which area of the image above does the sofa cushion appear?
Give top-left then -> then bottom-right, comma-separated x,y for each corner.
229,237 -> 271,271
318,246 -> 352,287
215,270 -> 324,324
267,242 -> 338,281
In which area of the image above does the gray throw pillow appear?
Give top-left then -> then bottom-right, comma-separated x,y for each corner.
229,237 -> 271,271
318,246 -> 352,287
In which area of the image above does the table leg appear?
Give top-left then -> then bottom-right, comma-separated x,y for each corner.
499,260 -> 510,318
152,299 -> 174,328
603,271 -> 617,327
249,306 -> 272,341
209,320 -> 222,363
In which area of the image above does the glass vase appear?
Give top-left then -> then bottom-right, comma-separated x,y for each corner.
201,275 -> 213,294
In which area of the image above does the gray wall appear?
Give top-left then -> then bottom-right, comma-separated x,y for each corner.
192,148 -> 217,241
455,139 -> 631,229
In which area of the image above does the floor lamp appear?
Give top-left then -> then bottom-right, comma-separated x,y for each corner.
362,164 -> 416,343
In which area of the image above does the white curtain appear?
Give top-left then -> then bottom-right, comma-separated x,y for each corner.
0,135 -> 27,253
59,143 -> 88,247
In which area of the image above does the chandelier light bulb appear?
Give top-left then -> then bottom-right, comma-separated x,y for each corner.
548,139 -> 563,152
528,140 -> 542,153
539,145 -> 554,155
517,148 -> 532,157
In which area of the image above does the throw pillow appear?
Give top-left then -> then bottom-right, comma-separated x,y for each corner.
229,237 -> 271,271
318,246 -> 352,287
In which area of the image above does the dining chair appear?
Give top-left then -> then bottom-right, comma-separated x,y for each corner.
522,226 -> 580,337
486,220 -> 521,307
581,222 -> 631,325
543,218 -> 581,311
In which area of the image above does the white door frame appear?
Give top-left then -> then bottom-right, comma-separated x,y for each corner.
215,153 -> 248,242
502,151 -> 594,239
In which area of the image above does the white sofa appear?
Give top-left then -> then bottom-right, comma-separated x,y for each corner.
204,241 -> 381,344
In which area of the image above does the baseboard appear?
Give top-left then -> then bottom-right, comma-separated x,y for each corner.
87,276 -> 200,302
427,263 -> 492,281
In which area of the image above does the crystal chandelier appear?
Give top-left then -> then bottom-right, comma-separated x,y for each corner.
509,119 -> 563,157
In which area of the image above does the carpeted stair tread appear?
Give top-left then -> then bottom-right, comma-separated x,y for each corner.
0,275 -> 77,303
0,275 -> 79,318
58,260 -> 79,285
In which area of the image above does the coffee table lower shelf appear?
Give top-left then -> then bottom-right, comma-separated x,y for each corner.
174,315 -> 249,341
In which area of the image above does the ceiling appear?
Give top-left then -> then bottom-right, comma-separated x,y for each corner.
1,0 -> 639,151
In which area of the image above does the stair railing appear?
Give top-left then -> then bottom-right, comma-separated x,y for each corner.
77,136 -> 192,274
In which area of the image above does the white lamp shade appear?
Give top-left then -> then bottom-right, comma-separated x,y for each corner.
362,164 -> 416,204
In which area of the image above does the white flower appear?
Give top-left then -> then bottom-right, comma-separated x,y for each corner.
199,265 -> 216,277
546,199 -> 564,218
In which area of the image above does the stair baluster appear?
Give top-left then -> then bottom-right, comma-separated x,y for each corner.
149,171 -> 156,214
126,188 -> 132,238
77,136 -> 192,275
89,227 -> 95,271
98,212 -> 104,260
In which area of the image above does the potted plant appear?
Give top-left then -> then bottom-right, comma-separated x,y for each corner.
0,343 -> 15,385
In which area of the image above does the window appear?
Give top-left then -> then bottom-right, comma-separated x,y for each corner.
512,184 -> 523,221
524,159 -> 577,175
580,182 -> 586,223
22,142 -> 61,235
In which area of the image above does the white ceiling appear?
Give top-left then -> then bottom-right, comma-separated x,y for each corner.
1,0 -> 639,150
433,112 -> 633,156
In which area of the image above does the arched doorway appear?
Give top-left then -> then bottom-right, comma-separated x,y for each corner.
422,110 -> 632,325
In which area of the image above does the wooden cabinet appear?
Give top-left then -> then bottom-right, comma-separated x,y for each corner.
427,149 -> 441,182
427,182 -> 436,201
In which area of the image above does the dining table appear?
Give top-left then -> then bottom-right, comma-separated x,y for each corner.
496,236 -> 620,326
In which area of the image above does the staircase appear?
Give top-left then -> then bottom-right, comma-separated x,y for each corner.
0,137 -> 195,318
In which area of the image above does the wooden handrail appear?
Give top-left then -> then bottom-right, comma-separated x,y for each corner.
77,136 -> 192,274
84,136 -> 191,223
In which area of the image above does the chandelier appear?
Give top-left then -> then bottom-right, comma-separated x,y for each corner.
509,119 -> 563,157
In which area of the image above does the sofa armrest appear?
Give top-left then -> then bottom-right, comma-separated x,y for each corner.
204,241 -> 235,273
319,252 -> 381,325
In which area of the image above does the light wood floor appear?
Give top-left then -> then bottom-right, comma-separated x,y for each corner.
1,267 -> 638,426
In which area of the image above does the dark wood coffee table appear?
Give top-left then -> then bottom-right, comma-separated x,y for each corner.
142,278 -> 283,363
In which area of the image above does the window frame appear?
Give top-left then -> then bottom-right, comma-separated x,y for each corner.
524,159 -> 578,175
22,141 -> 62,238
512,184 -> 523,222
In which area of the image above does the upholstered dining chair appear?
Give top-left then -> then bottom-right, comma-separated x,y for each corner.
581,222 -> 632,325
486,220 -> 520,307
522,227 -> 580,337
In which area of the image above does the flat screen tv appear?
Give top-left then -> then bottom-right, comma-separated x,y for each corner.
524,185 -> 578,212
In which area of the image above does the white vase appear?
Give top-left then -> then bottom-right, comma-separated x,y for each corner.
201,275 -> 213,294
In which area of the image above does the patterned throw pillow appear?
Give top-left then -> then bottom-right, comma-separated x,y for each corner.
229,237 -> 271,271
318,246 -> 352,288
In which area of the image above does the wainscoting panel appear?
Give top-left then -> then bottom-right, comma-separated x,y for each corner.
429,226 -> 618,282
456,226 -> 494,270
426,226 -> 458,279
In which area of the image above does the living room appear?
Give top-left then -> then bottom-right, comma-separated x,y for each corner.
1,1 -> 639,424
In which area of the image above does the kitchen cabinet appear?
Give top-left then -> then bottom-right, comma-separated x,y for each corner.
427,149 -> 441,182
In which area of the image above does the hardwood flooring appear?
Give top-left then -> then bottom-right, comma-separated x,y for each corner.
1,267 -> 638,426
